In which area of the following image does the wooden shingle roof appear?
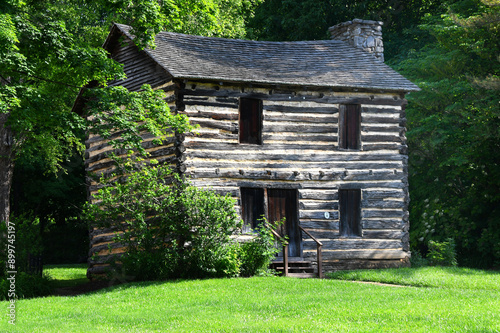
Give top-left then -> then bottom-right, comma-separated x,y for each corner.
112,23 -> 419,93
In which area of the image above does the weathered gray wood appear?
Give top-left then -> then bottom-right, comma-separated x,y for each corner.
191,119 -> 237,132
322,259 -> 410,271
181,88 -> 406,106
300,211 -> 339,220
182,111 -> 238,121
299,220 -> 339,230
299,201 -> 339,210
303,239 -> 402,250
264,115 -> 336,123
363,200 -> 405,209
362,219 -> 404,229
362,210 -> 404,218
301,229 -> 338,239
363,230 -> 404,239
264,104 -> 338,114
186,151 -> 405,162
304,249 -> 408,260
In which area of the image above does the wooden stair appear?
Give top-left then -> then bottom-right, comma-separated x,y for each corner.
270,259 -> 317,278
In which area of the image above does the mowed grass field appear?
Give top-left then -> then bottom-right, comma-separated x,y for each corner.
1,265 -> 499,332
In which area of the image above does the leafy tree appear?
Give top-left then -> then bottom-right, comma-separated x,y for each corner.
0,0 -> 263,227
397,0 -> 500,267
247,0 -> 444,61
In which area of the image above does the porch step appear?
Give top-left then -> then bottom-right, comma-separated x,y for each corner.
286,273 -> 317,279
270,260 -> 317,278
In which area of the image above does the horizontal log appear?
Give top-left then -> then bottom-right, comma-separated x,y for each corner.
182,111 -> 238,121
191,119 -> 238,132
180,89 -> 406,106
363,230 -> 404,239
262,134 -> 337,142
186,151 -> 405,162
264,104 -> 338,114
264,115 -> 336,123
321,259 -> 410,271
361,107 -> 401,114
362,200 -> 405,209
303,249 -> 408,260
300,201 -> 339,210
299,191 -> 339,200
362,209 -> 404,218
263,124 -> 334,133
186,169 -> 404,183
362,219 -> 405,229
303,239 -> 402,250
362,116 -> 401,124
300,211 -> 339,220
184,100 -> 238,108
299,220 -> 339,230
361,135 -> 403,143
301,229 -> 338,239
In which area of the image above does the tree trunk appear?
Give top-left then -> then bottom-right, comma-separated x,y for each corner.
0,113 -> 15,225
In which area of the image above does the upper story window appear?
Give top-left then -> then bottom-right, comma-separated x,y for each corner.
239,98 -> 262,145
339,104 -> 361,150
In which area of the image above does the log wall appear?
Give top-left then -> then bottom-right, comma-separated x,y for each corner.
178,81 -> 410,273
85,33 -> 179,277
85,32 -> 411,276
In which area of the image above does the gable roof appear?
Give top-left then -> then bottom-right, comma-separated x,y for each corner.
108,23 -> 419,93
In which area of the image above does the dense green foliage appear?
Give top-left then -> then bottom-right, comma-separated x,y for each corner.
1,0 -> 264,265
84,162 -> 242,280
398,0 -> 500,268
0,215 -> 54,299
1,267 -> 499,331
84,161 -> 280,280
238,220 -> 282,277
249,0 -> 500,268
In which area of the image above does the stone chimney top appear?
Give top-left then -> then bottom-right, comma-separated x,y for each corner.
329,19 -> 384,62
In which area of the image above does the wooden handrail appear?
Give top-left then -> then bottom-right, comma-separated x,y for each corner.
265,223 -> 288,277
299,226 -> 323,279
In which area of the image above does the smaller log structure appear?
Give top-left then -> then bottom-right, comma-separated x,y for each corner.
77,20 -> 420,278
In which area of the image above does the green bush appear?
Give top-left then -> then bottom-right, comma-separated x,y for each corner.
0,272 -> 53,300
239,221 -> 281,277
84,161 -> 244,280
0,215 -> 53,299
409,249 -> 429,268
428,239 -> 458,267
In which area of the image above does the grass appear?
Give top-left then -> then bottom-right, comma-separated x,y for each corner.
327,266 -> 500,290
44,264 -> 89,288
1,265 -> 499,332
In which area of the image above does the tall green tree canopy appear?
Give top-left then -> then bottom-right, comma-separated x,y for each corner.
397,0 -> 500,268
0,0 -> 263,224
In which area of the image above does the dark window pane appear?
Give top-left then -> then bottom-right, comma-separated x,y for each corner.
239,98 -> 262,144
339,189 -> 361,237
339,104 -> 360,149
241,187 -> 265,231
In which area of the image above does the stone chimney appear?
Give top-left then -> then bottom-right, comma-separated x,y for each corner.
329,19 -> 384,62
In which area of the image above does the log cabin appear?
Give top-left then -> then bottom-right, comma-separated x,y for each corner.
81,19 -> 420,278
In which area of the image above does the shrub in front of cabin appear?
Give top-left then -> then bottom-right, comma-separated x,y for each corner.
84,162 -> 243,280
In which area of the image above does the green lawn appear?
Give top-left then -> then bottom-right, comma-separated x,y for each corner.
1,266 -> 499,332
44,264 -> 89,288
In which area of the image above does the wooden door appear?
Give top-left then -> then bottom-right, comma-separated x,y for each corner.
267,189 -> 301,257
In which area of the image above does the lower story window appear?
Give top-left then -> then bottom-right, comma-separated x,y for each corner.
339,189 -> 362,237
